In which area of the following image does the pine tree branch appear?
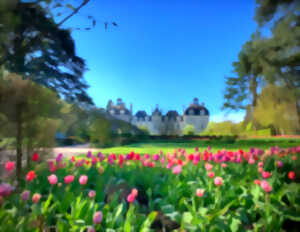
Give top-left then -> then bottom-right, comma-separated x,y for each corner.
57,0 -> 91,27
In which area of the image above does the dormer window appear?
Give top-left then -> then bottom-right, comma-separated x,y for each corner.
189,110 -> 194,115
200,110 -> 205,116
120,110 -> 125,114
110,110 -> 115,114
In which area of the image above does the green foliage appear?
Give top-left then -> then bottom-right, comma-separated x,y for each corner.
253,85 -> 299,134
0,0 -> 93,104
89,117 -> 113,147
183,124 -> 195,136
201,121 -> 244,136
138,125 -> 150,135
0,73 -> 62,178
224,0 -> 300,132
1,145 -> 300,231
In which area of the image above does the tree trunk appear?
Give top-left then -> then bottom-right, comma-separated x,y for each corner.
296,100 -> 300,133
26,139 -> 32,169
16,107 -> 23,183
250,75 -> 259,130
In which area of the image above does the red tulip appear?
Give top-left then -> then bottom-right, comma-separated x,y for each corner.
288,171 -> 295,180
32,153 -> 39,162
26,171 -> 36,182
5,161 -> 15,172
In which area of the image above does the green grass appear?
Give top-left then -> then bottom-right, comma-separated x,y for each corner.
97,138 -> 300,155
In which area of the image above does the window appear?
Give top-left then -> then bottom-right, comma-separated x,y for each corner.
120,110 -> 125,114
110,110 -> 114,114
189,110 -> 194,115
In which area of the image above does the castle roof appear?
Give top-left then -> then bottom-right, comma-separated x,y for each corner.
184,105 -> 209,116
135,110 -> 147,118
152,110 -> 162,116
109,106 -> 131,115
166,110 -> 179,118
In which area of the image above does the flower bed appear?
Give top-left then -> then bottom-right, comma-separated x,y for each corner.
0,146 -> 299,231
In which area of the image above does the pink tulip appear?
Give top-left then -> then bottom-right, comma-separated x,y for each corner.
56,153 -> 63,163
131,188 -> 138,197
93,211 -> 103,224
254,179 -> 261,185
0,182 -> 14,197
214,177 -> 223,186
258,161 -> 263,168
5,161 -> 15,172
260,180 -> 272,192
87,227 -> 95,232
207,171 -> 215,178
196,188 -> 205,197
88,190 -> 96,198
127,193 -> 136,203
32,193 -> 41,203
64,175 -> 74,184
79,175 -> 88,185
48,174 -> 58,185
276,161 -> 283,168
205,163 -> 213,171
21,190 -> 30,201
221,163 -> 227,168
172,165 -> 182,175
262,171 -> 271,179
152,154 -> 160,161
248,158 -> 255,165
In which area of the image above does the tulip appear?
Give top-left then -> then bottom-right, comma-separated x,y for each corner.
26,171 -> 36,182
93,211 -> 103,224
262,171 -> 271,179
64,175 -> 74,184
32,153 -> 39,162
205,163 -> 213,171
87,227 -> 95,232
207,171 -> 215,178
196,188 -> 205,197
32,193 -> 41,203
260,180 -> 272,193
214,177 -> 223,186
5,161 -> 15,172
88,190 -> 96,198
172,165 -> 182,174
79,175 -> 88,185
127,193 -> 136,203
48,174 -> 58,185
254,179 -> 261,185
276,161 -> 283,168
288,171 -> 295,180
21,190 -> 30,201
0,182 -> 14,197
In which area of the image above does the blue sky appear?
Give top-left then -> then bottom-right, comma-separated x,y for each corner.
66,0 -> 257,122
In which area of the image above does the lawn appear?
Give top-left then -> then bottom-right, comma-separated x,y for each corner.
98,138 -> 300,155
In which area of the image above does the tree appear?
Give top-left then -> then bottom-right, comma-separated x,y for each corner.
89,118 -> 113,147
0,1 -> 93,104
224,0 -> 300,130
223,39 -> 264,128
0,73 -> 61,181
183,124 -> 195,136
253,0 -> 300,127
253,84 -> 299,134
202,121 -> 243,136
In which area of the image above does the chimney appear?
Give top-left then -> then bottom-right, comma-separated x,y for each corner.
130,103 -> 133,115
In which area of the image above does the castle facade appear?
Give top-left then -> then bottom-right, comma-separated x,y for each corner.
106,98 -> 209,135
